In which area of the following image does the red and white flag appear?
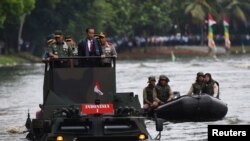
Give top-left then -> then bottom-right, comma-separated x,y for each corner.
208,13 -> 216,26
94,81 -> 104,95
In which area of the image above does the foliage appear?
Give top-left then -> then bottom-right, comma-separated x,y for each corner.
0,0 -> 250,54
0,0 -> 35,27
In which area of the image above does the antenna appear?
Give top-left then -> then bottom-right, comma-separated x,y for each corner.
25,109 -> 31,130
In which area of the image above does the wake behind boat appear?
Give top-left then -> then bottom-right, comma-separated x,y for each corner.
154,94 -> 228,122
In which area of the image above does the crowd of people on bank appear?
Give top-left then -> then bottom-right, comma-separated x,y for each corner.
109,33 -> 250,52
142,72 -> 219,111
42,27 -> 117,67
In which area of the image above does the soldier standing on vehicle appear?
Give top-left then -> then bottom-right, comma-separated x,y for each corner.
153,75 -> 174,105
98,32 -> 117,67
42,34 -> 55,62
48,30 -> 69,59
65,35 -> 78,56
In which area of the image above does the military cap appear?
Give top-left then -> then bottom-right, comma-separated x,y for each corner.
148,76 -> 156,83
159,74 -> 169,82
98,32 -> 106,38
197,72 -> 204,77
46,34 -> 55,43
65,35 -> 72,42
55,30 -> 63,37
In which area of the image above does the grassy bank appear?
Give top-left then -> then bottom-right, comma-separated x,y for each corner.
0,52 -> 41,66
0,55 -> 26,66
230,46 -> 250,54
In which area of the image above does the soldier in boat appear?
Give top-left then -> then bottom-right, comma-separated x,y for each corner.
153,75 -> 174,105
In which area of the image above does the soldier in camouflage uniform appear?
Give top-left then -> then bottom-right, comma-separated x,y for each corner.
153,75 -> 174,105
186,72 -> 205,95
48,30 -> 70,67
48,30 -> 70,59
42,34 -> 56,62
143,76 -> 158,110
65,35 -> 78,56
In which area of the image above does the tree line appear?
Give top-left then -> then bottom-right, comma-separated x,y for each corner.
0,0 -> 250,55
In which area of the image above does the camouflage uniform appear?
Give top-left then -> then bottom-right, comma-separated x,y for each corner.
153,75 -> 173,104
203,80 -> 219,98
186,72 -> 205,95
143,76 -> 156,105
143,76 -> 158,111
65,35 -> 78,56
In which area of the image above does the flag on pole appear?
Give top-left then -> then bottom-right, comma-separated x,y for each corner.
94,81 -> 104,95
208,14 -> 216,48
223,16 -> 231,49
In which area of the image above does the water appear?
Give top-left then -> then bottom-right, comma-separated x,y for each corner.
0,55 -> 250,141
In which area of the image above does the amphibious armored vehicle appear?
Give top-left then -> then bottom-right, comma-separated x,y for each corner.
25,57 -> 162,141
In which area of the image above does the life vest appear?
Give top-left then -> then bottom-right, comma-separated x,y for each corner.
155,84 -> 170,103
145,86 -> 154,103
215,81 -> 220,98
192,82 -> 204,95
203,80 -> 220,98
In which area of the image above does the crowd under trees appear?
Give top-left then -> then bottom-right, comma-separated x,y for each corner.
0,0 -> 250,55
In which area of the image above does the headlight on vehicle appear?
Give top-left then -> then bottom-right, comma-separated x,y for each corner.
56,135 -> 63,141
138,133 -> 146,140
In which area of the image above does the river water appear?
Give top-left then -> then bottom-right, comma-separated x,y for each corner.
0,55 -> 250,141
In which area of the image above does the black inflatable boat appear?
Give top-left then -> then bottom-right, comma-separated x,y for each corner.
155,94 -> 228,122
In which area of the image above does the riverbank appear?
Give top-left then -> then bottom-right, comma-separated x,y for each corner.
0,52 -> 41,67
0,46 -> 249,65
117,46 -> 250,59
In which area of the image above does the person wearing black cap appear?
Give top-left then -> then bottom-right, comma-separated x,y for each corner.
186,72 -> 205,95
98,32 -> 117,67
143,76 -> 158,111
202,73 -> 219,98
42,34 -> 55,61
153,75 -> 174,105
48,30 -> 70,59
78,27 -> 102,67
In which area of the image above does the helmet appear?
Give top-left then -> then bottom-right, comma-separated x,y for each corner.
159,75 -> 169,82
197,72 -> 204,77
148,76 -> 156,83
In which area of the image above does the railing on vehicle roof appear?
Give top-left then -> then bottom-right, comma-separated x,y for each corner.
43,56 -> 116,68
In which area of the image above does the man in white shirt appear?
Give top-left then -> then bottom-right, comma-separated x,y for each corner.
78,27 -> 102,66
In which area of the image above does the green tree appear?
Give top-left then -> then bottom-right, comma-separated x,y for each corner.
184,0 -> 212,45
133,0 -> 172,36
0,0 -> 35,53
216,0 -> 250,32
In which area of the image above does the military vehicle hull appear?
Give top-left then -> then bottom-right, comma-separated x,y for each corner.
155,95 -> 228,122
25,58 -> 161,141
30,115 -> 149,141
